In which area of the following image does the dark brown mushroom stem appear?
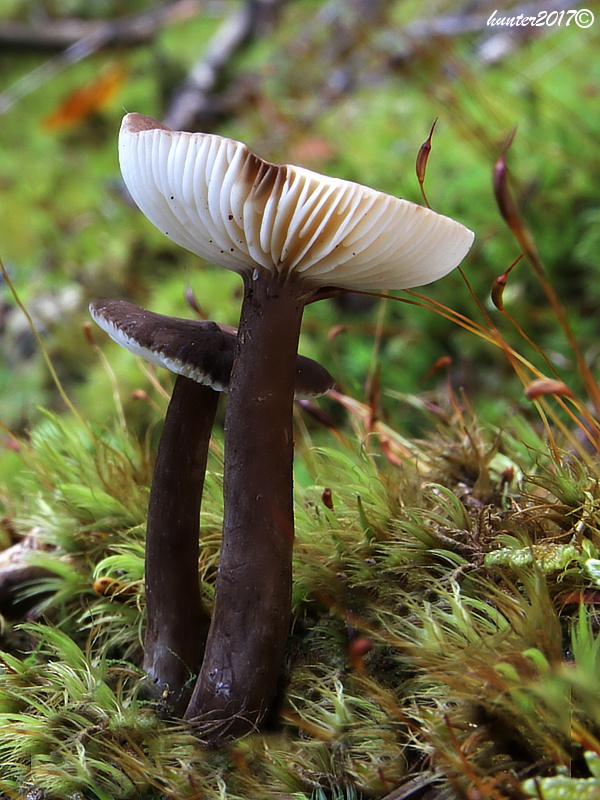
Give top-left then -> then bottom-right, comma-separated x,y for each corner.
185,271 -> 313,735
144,374 -> 216,714
89,298 -> 333,719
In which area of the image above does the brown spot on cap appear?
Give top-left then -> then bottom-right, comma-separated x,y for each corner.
241,151 -> 286,204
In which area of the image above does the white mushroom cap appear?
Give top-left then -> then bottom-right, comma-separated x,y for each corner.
89,299 -> 335,398
119,114 -> 474,292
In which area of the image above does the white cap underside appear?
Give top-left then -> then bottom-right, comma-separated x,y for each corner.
119,115 -> 474,291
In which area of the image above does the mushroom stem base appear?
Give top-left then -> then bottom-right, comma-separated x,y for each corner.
185,273 -> 308,737
144,375 -> 216,714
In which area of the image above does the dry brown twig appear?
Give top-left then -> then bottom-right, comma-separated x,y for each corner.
0,0 -> 200,50
0,0 -> 200,115
163,0 -> 283,131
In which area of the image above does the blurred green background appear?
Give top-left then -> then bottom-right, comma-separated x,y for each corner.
1,0 -> 599,449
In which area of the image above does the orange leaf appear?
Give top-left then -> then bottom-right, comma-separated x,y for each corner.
43,64 -> 126,131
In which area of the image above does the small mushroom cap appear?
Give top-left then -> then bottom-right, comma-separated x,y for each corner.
119,113 -> 474,292
89,299 -> 335,398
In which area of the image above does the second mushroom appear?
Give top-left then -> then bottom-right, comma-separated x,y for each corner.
118,113 -> 475,737
90,299 -> 333,715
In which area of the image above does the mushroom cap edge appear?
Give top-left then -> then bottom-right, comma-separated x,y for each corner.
89,298 -> 335,398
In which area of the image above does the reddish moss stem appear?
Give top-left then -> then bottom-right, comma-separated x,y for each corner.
185,272 -> 308,736
144,375 -> 216,714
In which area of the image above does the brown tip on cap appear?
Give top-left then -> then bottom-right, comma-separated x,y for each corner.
122,113 -> 172,134
89,299 -> 335,398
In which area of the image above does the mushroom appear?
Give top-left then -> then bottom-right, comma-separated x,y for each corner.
89,298 -> 333,713
118,113 -> 475,736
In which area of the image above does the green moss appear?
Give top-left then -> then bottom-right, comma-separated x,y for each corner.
0,384 -> 598,797
2,2 -> 600,795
